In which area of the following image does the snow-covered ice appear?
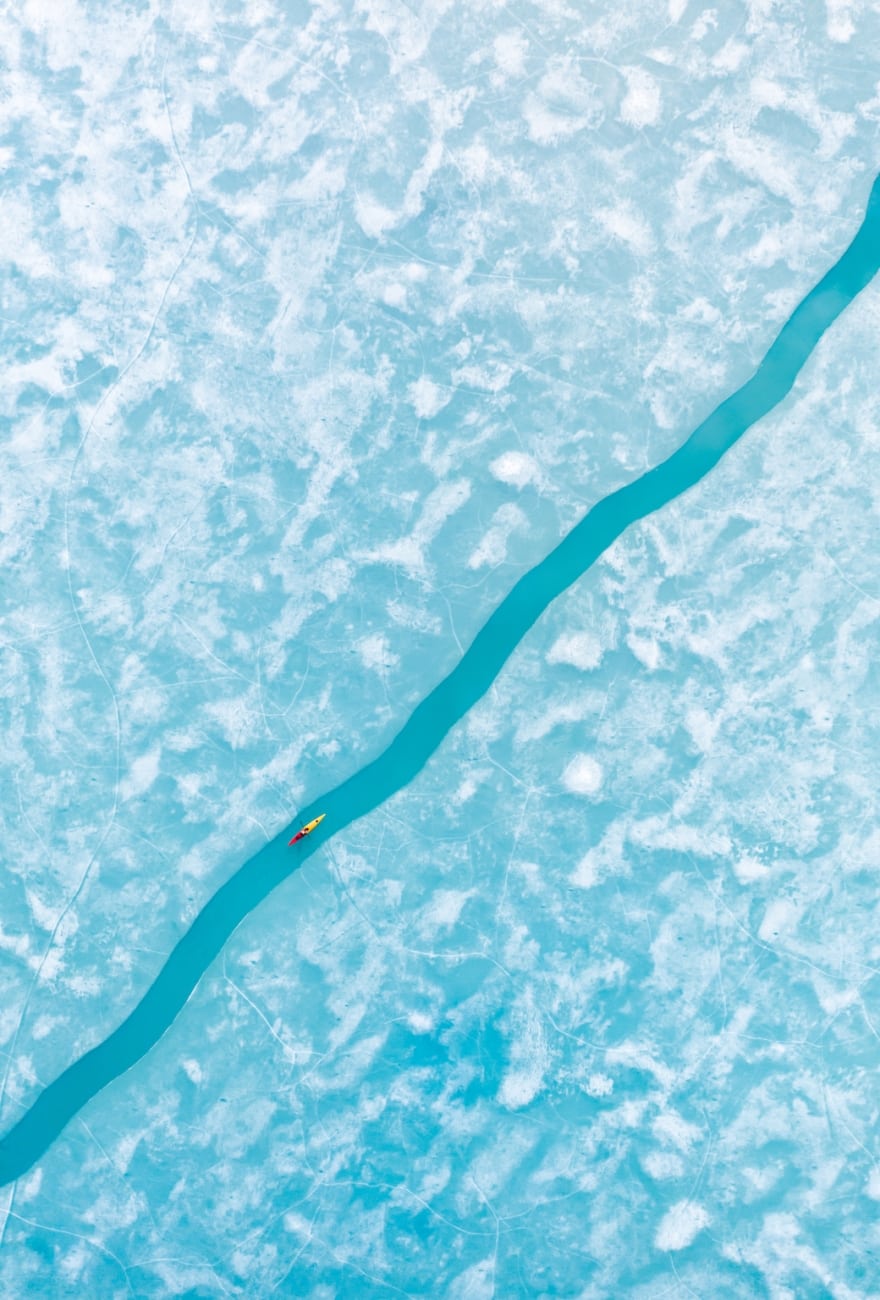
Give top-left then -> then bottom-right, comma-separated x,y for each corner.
1,0 -> 879,1295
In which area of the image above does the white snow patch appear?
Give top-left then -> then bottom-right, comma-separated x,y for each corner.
452,774 -> 479,804
422,889 -> 472,930
547,631 -> 602,671
523,96 -> 587,145
31,1015 -> 61,1042
467,503 -> 526,569
382,282 -> 407,308
286,156 -> 346,203
584,1073 -> 613,1098
759,898 -> 802,941
182,1059 -> 203,1084
358,478 -> 471,575
722,127 -> 801,205
493,30 -> 528,77
607,1043 -> 675,1090
751,76 -> 786,110
655,1199 -> 710,1251
653,1111 -> 702,1151
357,632 -> 399,672
562,753 -> 603,796
691,10 -> 718,40
627,632 -> 660,669
498,995 -> 548,1109
814,984 -> 857,1016
643,1150 -> 686,1179
498,1068 -> 542,1109
408,376 -> 449,419
354,192 -> 397,238
571,822 -> 627,889
449,1258 -> 494,1300
571,853 -> 601,888
679,295 -> 722,325
26,890 -> 57,932
364,536 -> 424,574
596,203 -> 654,255
826,0 -> 855,42
733,855 -> 769,884
114,1131 -> 142,1174
744,1164 -> 783,1195
685,705 -> 720,751
713,40 -> 748,72
453,360 -> 513,393
630,817 -> 731,857
121,744 -> 161,800
490,450 -> 539,488
620,68 -> 661,127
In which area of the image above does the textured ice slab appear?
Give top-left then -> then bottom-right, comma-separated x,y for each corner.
3,167 -> 878,1189
3,0 -> 878,1136
1,0 -> 879,1294
6,276 -> 876,1298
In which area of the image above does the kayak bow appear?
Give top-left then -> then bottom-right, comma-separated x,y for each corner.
288,813 -> 326,846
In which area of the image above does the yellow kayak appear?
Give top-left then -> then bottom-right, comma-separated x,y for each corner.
288,813 -> 326,846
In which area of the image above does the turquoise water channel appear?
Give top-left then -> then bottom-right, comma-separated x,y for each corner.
2,174 -> 879,1188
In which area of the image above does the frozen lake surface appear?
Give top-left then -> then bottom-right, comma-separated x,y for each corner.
1,1 -> 879,1295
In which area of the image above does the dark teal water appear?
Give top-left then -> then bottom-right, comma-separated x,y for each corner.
2,175 -> 879,1187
